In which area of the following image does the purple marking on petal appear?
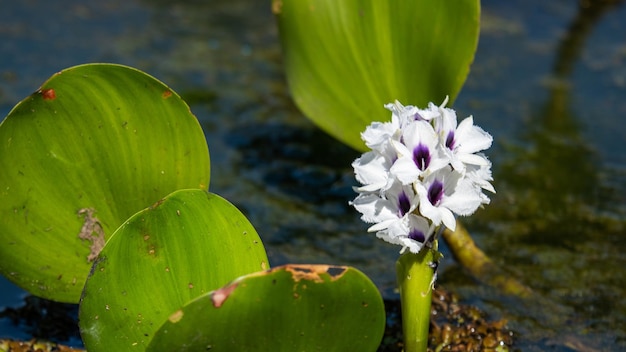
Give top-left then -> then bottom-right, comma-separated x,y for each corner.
413,144 -> 431,171
445,131 -> 455,150
427,180 -> 444,206
413,112 -> 424,121
398,191 -> 411,217
408,229 -> 425,243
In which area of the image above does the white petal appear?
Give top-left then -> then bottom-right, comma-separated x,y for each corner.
465,162 -> 496,193
442,180 -> 484,216
411,120 -> 439,148
354,182 -> 387,193
375,229 -> 397,245
396,237 -> 424,254
428,150 -> 453,173
368,218 -> 396,232
390,139 -> 411,157
386,219 -> 409,239
385,180 -> 420,215
459,153 -> 490,166
417,195 -> 442,226
361,121 -> 397,149
352,151 -> 389,187
390,156 -> 420,184
478,181 -> 496,194
456,117 -> 493,154
436,105 -> 458,136
351,194 -> 395,224
440,208 -> 457,230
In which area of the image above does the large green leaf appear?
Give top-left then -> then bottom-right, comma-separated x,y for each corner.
274,0 -> 480,151
146,264 -> 385,352
0,64 -> 210,303
79,189 -> 269,351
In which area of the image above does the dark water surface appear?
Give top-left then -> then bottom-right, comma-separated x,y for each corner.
1,0 -> 625,350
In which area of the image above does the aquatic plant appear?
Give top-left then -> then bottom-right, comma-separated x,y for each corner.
274,0 -> 495,350
351,98 -> 495,351
0,0 -> 494,350
0,64 -> 385,351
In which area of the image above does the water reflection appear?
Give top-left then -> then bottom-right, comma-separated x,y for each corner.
456,1 -> 626,349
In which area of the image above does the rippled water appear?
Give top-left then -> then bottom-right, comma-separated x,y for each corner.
1,0 -> 625,350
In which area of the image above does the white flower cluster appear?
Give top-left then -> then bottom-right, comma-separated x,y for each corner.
350,97 -> 495,254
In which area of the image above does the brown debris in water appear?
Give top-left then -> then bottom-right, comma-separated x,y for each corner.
428,287 -> 514,352
0,339 -> 83,352
380,286 -> 514,352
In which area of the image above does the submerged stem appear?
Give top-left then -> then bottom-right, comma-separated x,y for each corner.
443,220 -> 532,297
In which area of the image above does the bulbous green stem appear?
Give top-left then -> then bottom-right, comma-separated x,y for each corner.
396,245 -> 439,352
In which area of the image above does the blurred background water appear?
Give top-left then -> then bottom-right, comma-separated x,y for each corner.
1,0 -> 625,350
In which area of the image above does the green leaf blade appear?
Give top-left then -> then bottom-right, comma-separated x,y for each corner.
275,0 -> 480,151
146,264 -> 385,352
0,63 -> 211,302
79,189 -> 268,351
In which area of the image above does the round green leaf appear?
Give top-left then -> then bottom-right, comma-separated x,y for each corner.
79,189 -> 269,351
274,0 -> 480,151
0,63 -> 210,303
146,264 -> 385,352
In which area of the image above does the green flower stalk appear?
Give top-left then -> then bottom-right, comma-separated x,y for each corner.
396,244 -> 440,351
350,98 -> 494,350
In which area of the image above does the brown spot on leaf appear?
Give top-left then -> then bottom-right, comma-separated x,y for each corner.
150,198 -> 165,209
169,309 -> 184,323
283,264 -> 347,283
162,90 -> 172,99
41,88 -> 56,100
77,208 -> 106,262
211,283 -> 238,308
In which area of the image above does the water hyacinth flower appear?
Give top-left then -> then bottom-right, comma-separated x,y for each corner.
351,97 -> 494,254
